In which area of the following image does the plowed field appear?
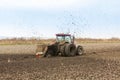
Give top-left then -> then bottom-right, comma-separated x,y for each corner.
0,43 -> 120,80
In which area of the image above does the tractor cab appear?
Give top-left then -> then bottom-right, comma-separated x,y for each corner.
56,34 -> 74,43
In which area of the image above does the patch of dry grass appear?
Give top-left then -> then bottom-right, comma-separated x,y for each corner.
0,38 -> 55,45
76,38 -> 120,43
0,38 -> 120,45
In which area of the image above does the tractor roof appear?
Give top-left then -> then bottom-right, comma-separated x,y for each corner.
56,33 -> 71,36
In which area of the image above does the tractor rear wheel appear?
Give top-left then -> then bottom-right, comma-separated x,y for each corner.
65,44 -> 76,56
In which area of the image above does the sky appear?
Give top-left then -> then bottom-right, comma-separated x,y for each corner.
0,0 -> 120,39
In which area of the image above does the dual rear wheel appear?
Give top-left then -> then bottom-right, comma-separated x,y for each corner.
61,44 -> 84,57
43,43 -> 84,57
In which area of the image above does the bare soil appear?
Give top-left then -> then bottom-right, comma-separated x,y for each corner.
0,43 -> 120,80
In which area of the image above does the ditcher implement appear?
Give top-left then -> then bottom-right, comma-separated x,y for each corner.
36,33 -> 84,57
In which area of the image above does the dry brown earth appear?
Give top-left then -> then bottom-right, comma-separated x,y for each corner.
0,43 -> 120,80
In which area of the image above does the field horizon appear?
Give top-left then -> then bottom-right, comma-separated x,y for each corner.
0,37 -> 120,45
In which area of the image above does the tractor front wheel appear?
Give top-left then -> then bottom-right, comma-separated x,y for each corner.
76,46 -> 84,55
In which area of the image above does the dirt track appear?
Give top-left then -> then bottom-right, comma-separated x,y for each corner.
0,43 -> 120,80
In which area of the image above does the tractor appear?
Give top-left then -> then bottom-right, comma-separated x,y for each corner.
42,33 -> 84,57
